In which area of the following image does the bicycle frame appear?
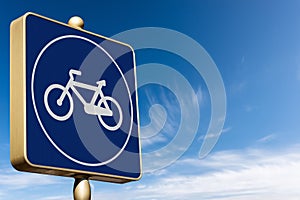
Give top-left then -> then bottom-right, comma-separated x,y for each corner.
57,70 -> 111,116
44,69 -> 123,130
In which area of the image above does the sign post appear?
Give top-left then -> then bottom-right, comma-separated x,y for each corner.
10,13 -> 142,200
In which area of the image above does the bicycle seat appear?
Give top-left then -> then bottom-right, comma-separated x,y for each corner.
96,80 -> 106,87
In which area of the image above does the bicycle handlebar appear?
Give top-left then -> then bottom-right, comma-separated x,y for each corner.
69,69 -> 82,77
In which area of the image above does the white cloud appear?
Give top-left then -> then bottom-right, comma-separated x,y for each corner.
38,195 -> 70,200
141,134 -> 168,147
0,168 -> 62,189
91,145 -> 300,200
0,166 -> 71,199
4,146 -> 300,200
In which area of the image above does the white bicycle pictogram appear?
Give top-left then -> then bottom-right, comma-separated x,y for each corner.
44,69 -> 123,131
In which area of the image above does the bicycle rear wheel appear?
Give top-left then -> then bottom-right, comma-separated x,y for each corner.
97,96 -> 123,131
44,84 -> 74,121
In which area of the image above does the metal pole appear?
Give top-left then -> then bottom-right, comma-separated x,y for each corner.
73,177 -> 91,200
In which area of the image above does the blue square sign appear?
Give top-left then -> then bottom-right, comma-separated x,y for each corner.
10,12 -> 142,183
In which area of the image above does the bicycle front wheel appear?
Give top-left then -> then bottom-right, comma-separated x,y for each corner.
97,96 -> 123,131
44,84 -> 74,121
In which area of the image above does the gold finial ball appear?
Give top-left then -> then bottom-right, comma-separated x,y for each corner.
68,16 -> 84,29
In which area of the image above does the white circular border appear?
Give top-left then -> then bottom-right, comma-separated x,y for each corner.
31,35 -> 133,167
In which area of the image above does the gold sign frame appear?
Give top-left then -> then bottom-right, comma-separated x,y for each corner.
10,12 -> 142,183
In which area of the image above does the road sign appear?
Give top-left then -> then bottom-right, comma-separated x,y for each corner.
10,12 -> 142,183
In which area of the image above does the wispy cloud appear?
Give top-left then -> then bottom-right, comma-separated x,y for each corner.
244,105 -> 256,112
241,56 -> 245,64
229,81 -> 247,95
140,104 -> 168,147
257,134 -> 276,143
140,79 -> 202,148
198,126 -> 231,141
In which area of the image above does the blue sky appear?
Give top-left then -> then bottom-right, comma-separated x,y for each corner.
2,0 -> 300,199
